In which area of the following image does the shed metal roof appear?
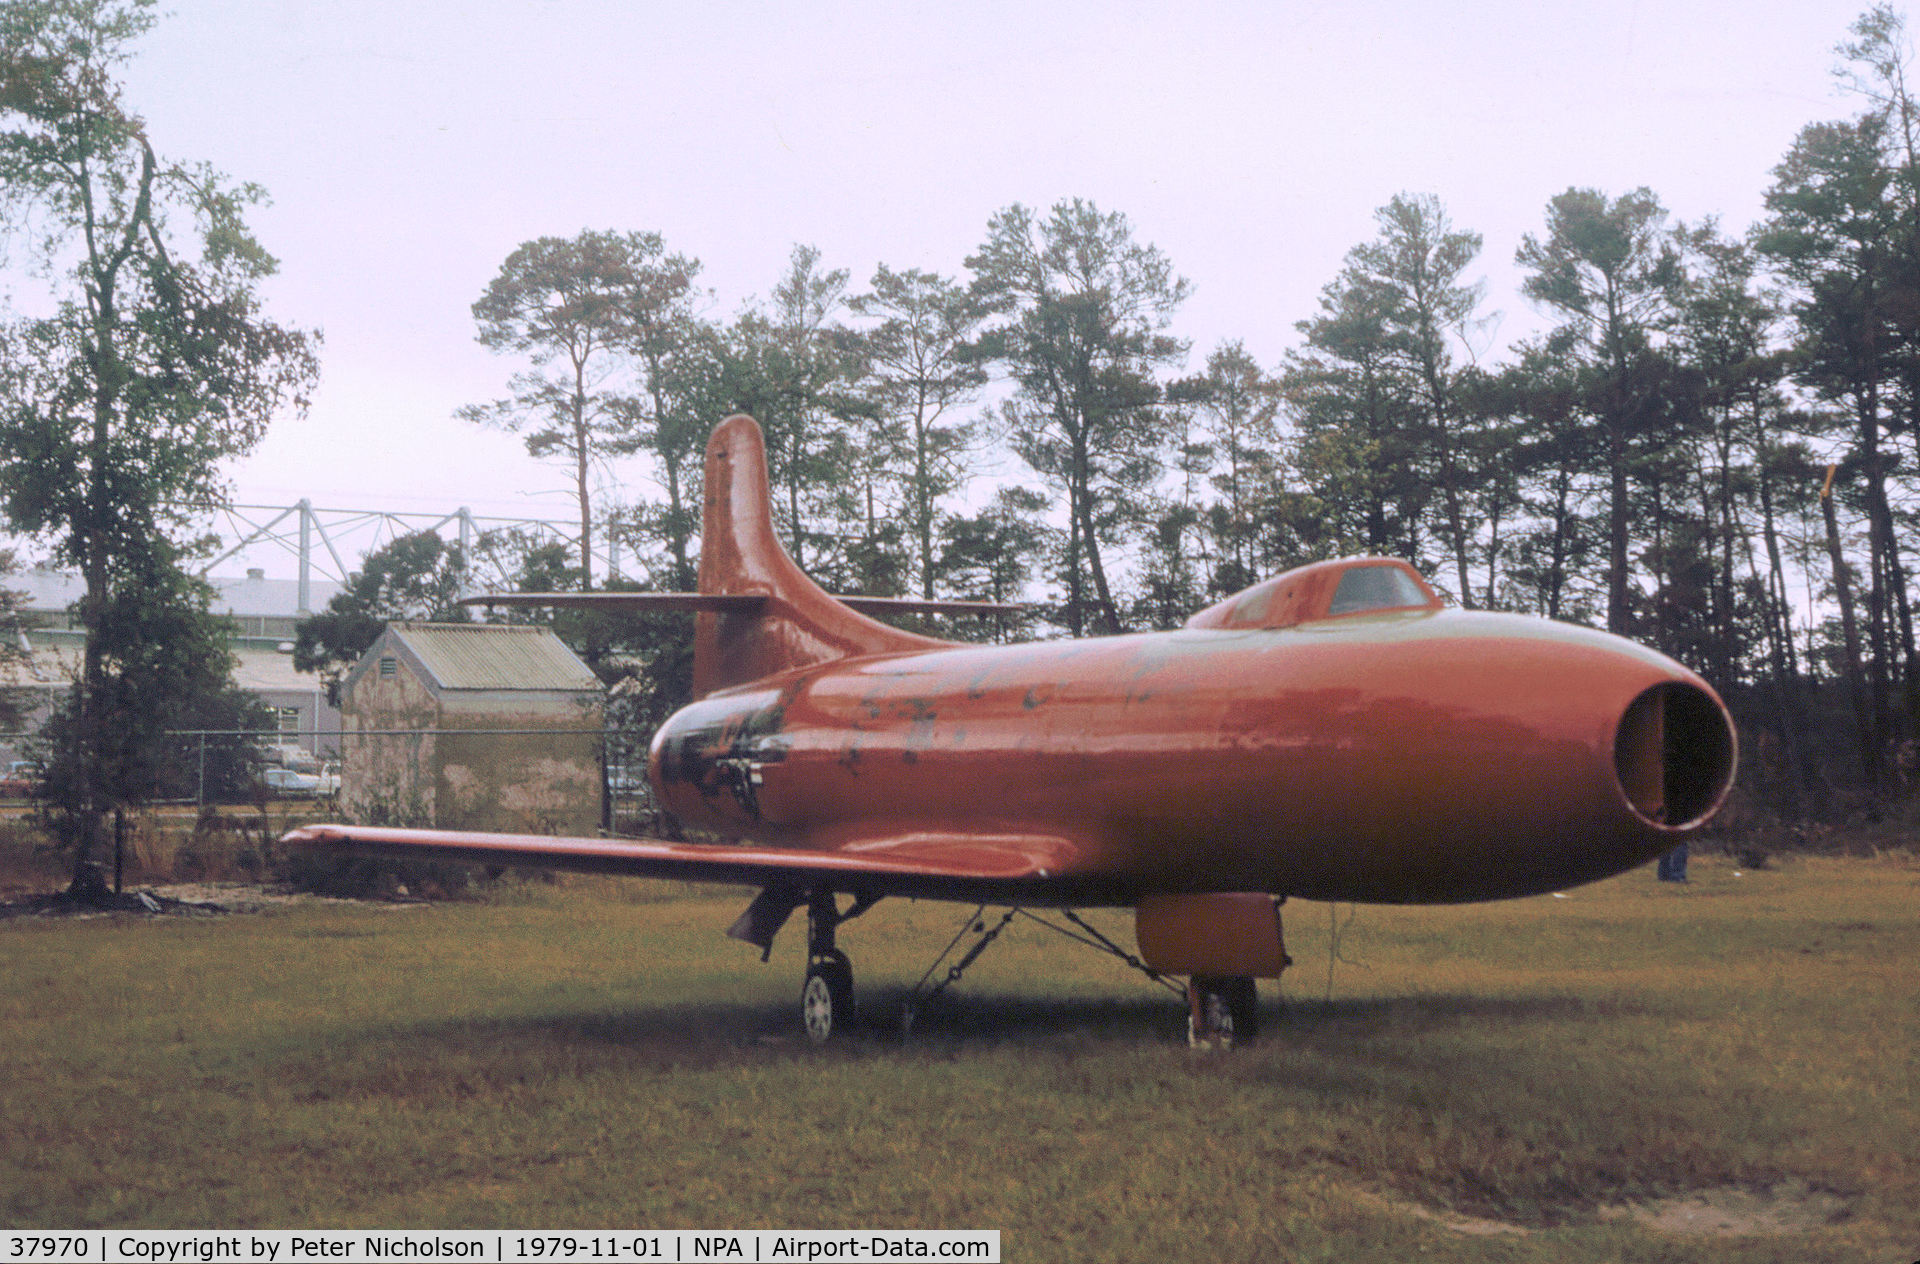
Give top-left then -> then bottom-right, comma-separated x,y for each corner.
382,623 -> 602,693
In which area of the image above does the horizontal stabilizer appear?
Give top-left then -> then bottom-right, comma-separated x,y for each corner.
461,592 -> 767,614
833,595 -> 1024,617
462,591 -> 1020,617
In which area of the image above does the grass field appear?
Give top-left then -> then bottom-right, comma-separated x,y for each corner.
1,851 -> 1914,1263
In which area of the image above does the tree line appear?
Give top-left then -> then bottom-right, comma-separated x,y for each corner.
444,8 -> 1920,815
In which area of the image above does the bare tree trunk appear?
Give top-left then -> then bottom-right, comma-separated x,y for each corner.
915,394 -> 936,600
1746,459 -> 1808,811
1607,421 -> 1632,636
1823,465 -> 1879,790
570,354 -> 595,591
1757,462 -> 1799,677
1077,497 -> 1123,635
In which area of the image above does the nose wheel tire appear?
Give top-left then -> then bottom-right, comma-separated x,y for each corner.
803,952 -> 855,1044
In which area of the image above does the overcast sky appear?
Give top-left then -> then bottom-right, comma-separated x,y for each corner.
48,0 -> 1897,572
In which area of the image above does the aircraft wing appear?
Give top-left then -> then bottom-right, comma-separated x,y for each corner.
280,824 -> 1112,904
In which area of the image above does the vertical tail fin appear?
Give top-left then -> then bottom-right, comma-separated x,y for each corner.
694,416 -> 944,696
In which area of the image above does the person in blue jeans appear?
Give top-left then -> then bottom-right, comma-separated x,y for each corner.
1657,843 -> 1689,882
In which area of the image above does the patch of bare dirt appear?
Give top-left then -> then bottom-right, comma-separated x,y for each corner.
0,886 -> 221,919
151,881 -> 387,913
0,880 -> 424,919
1353,1181 -> 1855,1239
1598,1182 -> 1852,1237
1348,1189 -> 1530,1236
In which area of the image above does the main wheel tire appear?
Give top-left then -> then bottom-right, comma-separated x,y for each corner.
1223,975 -> 1259,1042
1188,975 -> 1257,1048
802,954 -> 855,1045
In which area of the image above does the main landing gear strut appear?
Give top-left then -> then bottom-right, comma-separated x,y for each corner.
1186,975 -> 1260,1048
901,906 -> 1266,1047
767,891 -> 1265,1048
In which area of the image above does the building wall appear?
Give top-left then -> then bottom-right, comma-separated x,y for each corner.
11,571 -> 346,761
435,692 -> 602,836
340,637 -> 603,835
339,645 -> 441,825
254,688 -> 340,754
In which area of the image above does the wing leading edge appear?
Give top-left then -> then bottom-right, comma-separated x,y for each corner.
280,824 -> 1113,905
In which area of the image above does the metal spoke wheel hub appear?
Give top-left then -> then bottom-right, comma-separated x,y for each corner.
803,952 -> 855,1045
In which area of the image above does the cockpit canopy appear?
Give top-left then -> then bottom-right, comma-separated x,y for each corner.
1185,557 -> 1442,631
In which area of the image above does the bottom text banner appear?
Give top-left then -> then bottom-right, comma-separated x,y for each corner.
7,1231 -> 1000,1264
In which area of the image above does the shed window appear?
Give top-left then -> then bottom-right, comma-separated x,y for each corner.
379,657 -> 397,678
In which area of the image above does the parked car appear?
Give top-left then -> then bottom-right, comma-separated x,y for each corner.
262,767 -> 322,797
262,743 -> 321,773
0,760 -> 37,798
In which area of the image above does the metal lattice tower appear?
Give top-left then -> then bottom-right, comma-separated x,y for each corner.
196,500 -> 618,612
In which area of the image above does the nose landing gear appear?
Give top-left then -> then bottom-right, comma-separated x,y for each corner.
802,951 -> 855,1044
802,889 -> 874,1044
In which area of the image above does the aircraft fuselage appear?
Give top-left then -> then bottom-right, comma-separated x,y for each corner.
651,605 -> 1732,905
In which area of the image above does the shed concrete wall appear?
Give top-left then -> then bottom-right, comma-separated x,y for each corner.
340,630 -> 603,835
340,644 -> 441,826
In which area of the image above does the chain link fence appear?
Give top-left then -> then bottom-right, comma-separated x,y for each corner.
0,725 -> 668,838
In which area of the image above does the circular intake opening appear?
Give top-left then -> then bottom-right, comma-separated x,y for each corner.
1613,683 -> 1737,828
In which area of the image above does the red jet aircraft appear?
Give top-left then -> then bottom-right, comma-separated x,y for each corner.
285,415 -> 1737,1045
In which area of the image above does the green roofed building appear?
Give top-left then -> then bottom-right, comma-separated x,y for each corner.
341,623 -> 604,835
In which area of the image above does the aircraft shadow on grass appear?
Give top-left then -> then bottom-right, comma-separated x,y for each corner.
299,990 -> 1635,1086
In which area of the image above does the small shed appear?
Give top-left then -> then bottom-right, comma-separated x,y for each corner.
340,623 -> 604,834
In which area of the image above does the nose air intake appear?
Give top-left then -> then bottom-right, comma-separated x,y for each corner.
1613,682 -> 1737,828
